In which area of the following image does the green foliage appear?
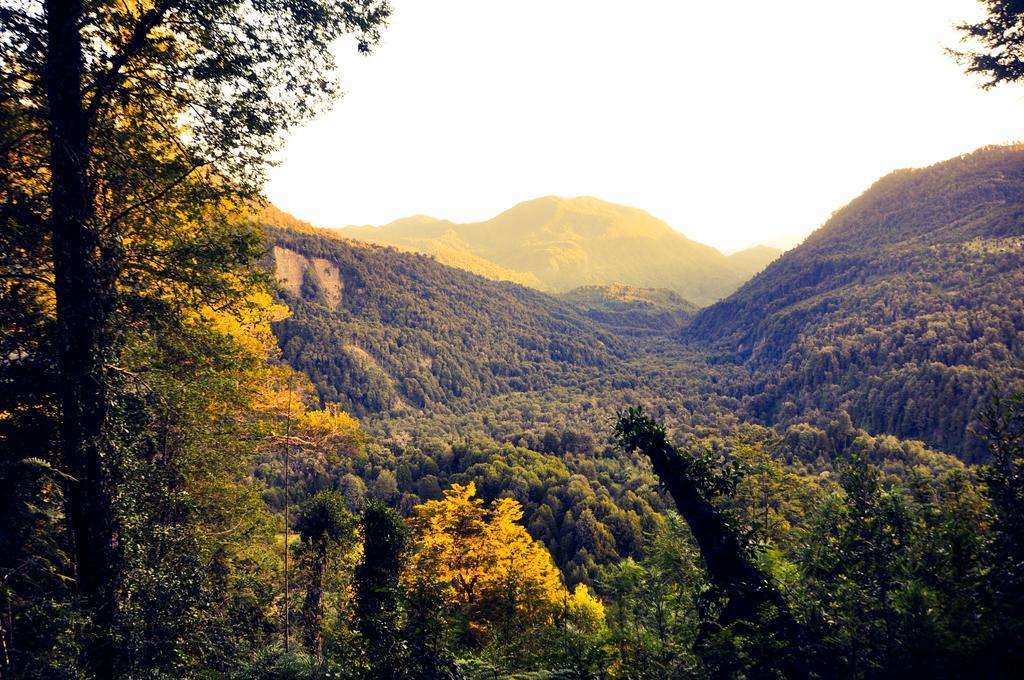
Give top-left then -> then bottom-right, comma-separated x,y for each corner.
5,11 -> 1024,670
954,2 -> 1024,87
976,391 -> 1024,671
596,516 -> 704,678
559,284 -> 696,335
688,145 -> 1024,460
800,456 -> 919,675
613,409 -> 828,678
234,645 -> 328,680
296,491 -> 357,658
2,0 -> 392,675
297,491 -> 357,549
354,501 -> 410,677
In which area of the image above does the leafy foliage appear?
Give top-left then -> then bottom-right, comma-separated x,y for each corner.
954,1 -> 1024,87
354,500 -> 409,677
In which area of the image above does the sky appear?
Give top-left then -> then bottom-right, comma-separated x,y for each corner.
265,0 -> 1024,253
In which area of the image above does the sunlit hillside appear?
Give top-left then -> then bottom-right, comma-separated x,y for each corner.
688,144 -> 1024,460
341,196 -> 781,305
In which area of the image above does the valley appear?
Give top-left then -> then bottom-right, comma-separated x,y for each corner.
268,145 -> 1024,464
8,1 -> 1024,675
252,146 -> 1024,622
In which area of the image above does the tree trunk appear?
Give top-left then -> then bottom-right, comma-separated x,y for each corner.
43,1 -> 118,675
303,548 -> 327,659
618,415 -> 830,677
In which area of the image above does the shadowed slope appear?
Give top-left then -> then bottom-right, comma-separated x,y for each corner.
687,145 -> 1024,460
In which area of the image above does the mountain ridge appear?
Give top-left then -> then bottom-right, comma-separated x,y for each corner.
687,143 -> 1024,460
260,144 -> 1024,462
337,195 -> 781,306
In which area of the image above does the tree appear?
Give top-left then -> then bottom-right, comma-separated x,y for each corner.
596,515 -> 704,678
354,500 -> 409,678
1,0 -> 390,672
954,1 -> 1024,87
340,473 -> 368,511
370,469 -> 399,502
800,456 -> 918,676
408,483 -> 567,649
977,391 -> 1024,672
726,437 -> 824,552
613,408 -> 829,678
404,571 -> 460,680
295,490 -> 356,659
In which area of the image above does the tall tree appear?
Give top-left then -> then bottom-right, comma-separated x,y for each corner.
1,0 -> 390,673
295,490 -> 356,659
978,391 -> 1024,672
613,408 -> 829,678
354,500 -> 409,679
800,456 -> 918,676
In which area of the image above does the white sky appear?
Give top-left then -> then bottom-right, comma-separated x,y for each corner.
265,0 -> 1024,253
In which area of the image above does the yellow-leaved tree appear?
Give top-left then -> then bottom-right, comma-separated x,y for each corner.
408,482 -> 604,652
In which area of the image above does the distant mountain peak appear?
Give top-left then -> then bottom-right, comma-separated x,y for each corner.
334,195 -> 771,306
387,213 -> 442,223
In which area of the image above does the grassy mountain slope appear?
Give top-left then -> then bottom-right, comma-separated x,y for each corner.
340,196 -> 780,305
687,145 -> 1024,461
342,214 -> 546,289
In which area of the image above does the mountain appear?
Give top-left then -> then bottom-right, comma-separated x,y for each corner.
727,244 -> 790,273
266,224 -> 627,418
339,196 -> 781,306
262,217 -> 748,444
687,145 -> 1024,461
262,146 -> 1024,463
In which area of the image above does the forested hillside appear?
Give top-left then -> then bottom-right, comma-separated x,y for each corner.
688,145 -> 1024,461
260,155 -> 1024,600
268,226 -> 623,417
559,284 -> 697,335
340,196 -> 781,305
264,217 -> 759,443
268,142 -> 1024,466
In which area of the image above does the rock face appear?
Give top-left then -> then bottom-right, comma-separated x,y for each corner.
272,245 -> 306,297
273,246 -> 343,309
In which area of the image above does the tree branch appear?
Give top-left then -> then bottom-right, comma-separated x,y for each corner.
85,0 -> 181,121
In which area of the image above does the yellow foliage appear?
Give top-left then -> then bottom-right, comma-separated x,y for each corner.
408,483 -> 593,636
299,403 -> 360,436
567,583 -> 607,634
294,403 -> 364,464
192,288 -> 364,467
199,290 -> 289,361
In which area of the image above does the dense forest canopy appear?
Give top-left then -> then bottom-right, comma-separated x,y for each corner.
266,146 -> 1024,463
688,145 -> 1024,461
